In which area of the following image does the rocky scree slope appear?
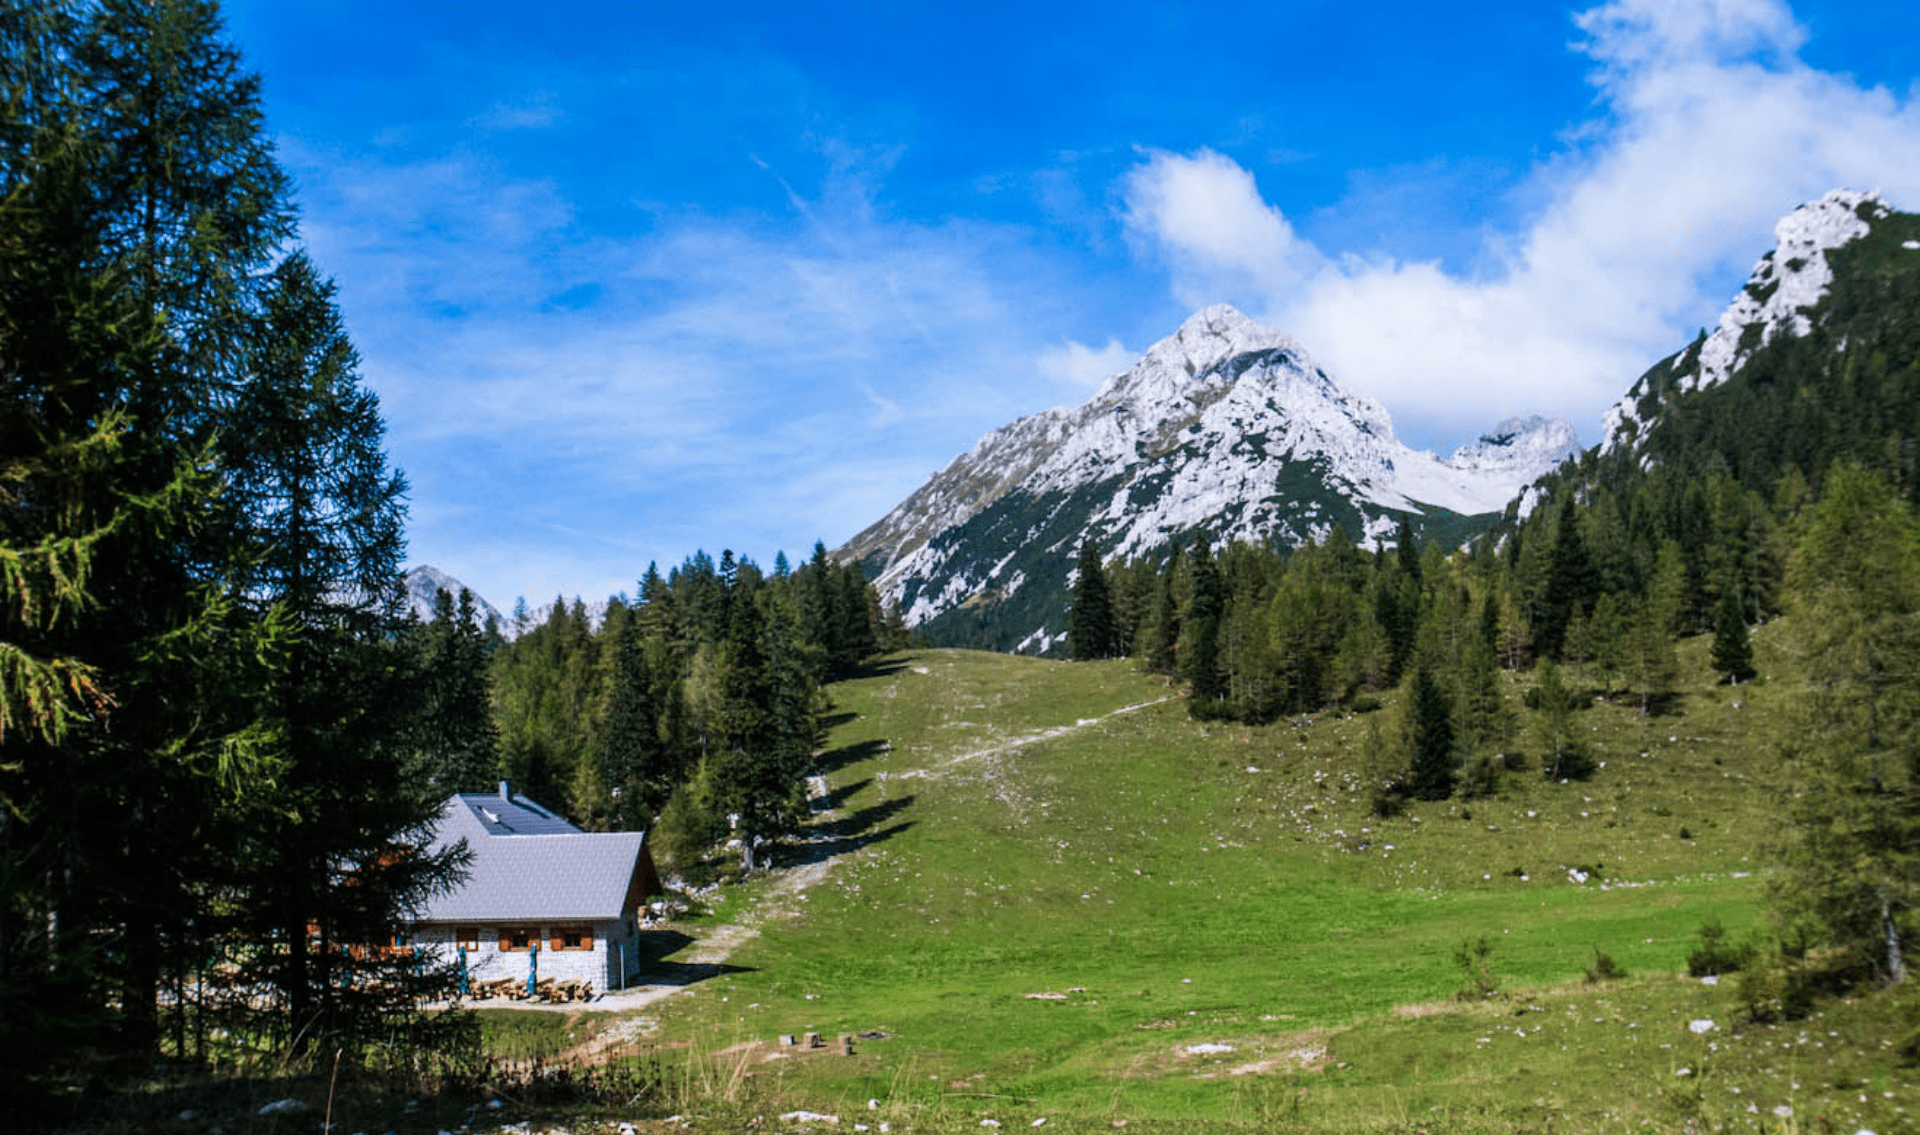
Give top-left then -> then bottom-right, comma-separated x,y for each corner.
839,304 -> 1577,655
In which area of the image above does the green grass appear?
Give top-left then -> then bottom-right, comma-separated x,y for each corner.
570,624 -> 1914,1132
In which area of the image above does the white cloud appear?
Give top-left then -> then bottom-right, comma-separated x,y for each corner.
1120,148 -> 1324,313
1116,0 -> 1920,446
1037,338 -> 1137,388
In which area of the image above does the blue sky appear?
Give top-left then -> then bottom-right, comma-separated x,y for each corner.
223,0 -> 1920,611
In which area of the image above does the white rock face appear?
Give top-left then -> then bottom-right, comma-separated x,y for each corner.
1602,189 -> 1889,453
841,305 -> 1577,637
402,564 -> 507,628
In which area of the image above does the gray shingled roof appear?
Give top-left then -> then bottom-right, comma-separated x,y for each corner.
417,831 -> 648,922
452,790 -> 583,837
413,790 -> 647,923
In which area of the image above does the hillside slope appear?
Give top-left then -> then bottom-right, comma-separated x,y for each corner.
608,628 -> 1910,1132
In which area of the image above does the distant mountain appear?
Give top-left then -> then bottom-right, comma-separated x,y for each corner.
401,565 -> 507,629
839,304 -> 1578,655
519,595 -> 612,636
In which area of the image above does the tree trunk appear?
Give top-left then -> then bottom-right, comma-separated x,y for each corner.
1885,898 -> 1906,985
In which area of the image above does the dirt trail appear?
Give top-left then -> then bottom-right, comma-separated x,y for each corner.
944,696 -> 1172,765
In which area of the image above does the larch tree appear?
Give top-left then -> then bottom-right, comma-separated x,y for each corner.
1775,464 -> 1919,984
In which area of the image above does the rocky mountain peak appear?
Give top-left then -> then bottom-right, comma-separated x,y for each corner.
1449,416 -> 1583,477
402,564 -> 507,628
1603,188 -> 1892,453
840,306 -> 1578,653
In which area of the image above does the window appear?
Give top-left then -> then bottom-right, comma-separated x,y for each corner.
499,926 -> 537,952
454,926 -> 479,950
551,925 -> 593,951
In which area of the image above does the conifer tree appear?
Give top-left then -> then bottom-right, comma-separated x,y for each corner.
1183,539 -> 1226,704
0,39 -> 252,1066
219,247 -> 457,1053
705,588 -> 815,871
598,605 -> 671,830
1710,589 -> 1756,684
1145,540 -> 1183,673
835,561 -> 878,673
1532,659 -> 1591,780
1775,464 -> 1920,983
410,587 -> 499,795
1537,496 -> 1597,659
1068,538 -> 1115,660
1406,668 -> 1455,800
1455,635 -> 1512,757
0,0 -> 335,1064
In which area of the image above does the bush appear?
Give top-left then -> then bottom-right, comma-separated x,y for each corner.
1369,786 -> 1407,819
1454,936 -> 1501,1001
1186,695 -> 1238,722
1585,947 -> 1627,983
1544,740 -> 1597,781
1686,919 -> 1756,977
1736,963 -> 1783,1021
1459,753 -> 1503,799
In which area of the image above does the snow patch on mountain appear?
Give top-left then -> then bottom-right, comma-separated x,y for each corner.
402,565 -> 507,628
1603,189 -> 1890,453
847,305 -> 1577,637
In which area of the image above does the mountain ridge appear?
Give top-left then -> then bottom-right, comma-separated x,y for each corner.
839,304 -> 1579,654
1601,188 -> 1894,456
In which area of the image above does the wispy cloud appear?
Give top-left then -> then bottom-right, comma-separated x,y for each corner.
1117,0 -> 1920,446
1037,338 -> 1137,388
471,94 -> 563,131
282,139 -> 1091,605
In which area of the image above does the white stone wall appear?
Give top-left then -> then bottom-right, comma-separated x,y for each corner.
410,918 -> 646,990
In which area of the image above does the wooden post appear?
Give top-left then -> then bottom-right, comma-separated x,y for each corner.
840,1034 -> 854,1056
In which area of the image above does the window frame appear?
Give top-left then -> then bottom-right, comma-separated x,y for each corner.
550,924 -> 593,952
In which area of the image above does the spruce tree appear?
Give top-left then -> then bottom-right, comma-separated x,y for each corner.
220,247 -> 456,1053
1183,539 -> 1226,704
410,587 -> 500,795
1710,589 -> 1756,684
1145,540 -> 1183,673
1537,496 -> 1597,659
1455,636 -> 1512,757
835,561 -> 878,673
706,590 -> 814,870
599,608 -> 670,829
1,0 -> 317,1063
1406,668 -> 1455,800
1068,537 -> 1115,660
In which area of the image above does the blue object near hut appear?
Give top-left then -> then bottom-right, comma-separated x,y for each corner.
456,945 -> 469,997
527,939 -> 539,997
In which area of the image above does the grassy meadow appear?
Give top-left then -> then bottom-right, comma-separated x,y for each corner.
488,622 -> 1916,1133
